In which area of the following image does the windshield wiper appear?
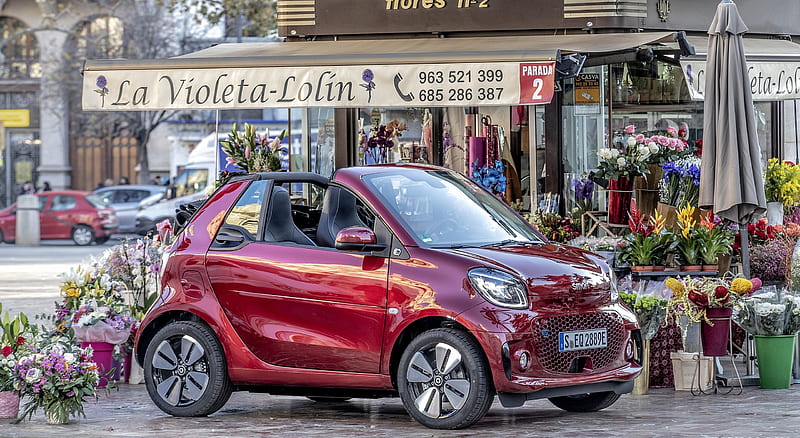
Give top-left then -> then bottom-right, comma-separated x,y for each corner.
479,239 -> 539,248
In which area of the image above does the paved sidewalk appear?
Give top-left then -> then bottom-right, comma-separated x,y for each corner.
2,241 -> 800,436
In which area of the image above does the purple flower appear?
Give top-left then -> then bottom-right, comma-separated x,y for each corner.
96,76 -> 107,89
362,69 -> 374,83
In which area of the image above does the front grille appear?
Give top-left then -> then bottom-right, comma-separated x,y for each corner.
533,312 -> 625,373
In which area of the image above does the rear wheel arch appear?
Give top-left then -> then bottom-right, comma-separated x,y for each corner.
136,311 -> 217,366
388,317 -> 490,389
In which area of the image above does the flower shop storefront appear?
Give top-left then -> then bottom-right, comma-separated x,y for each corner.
81,32 -> 687,212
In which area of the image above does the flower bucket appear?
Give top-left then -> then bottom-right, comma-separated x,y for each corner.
45,408 -> 69,425
80,341 -> 115,388
632,339 -> 650,395
670,351 -> 713,391
0,391 -> 20,419
607,176 -> 633,224
766,201 -> 784,226
754,334 -> 797,389
700,307 -> 732,357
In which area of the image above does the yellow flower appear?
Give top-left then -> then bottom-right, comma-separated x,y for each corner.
666,277 -> 685,297
730,278 -> 753,295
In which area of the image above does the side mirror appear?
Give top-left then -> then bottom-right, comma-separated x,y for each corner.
335,226 -> 387,252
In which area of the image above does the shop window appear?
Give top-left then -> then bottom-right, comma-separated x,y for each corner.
356,108 -> 427,165
610,61 -> 692,105
309,107 -> 336,176
0,17 -> 40,79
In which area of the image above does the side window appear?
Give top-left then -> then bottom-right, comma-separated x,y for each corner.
224,180 -> 267,238
37,196 -> 47,211
50,195 -> 76,211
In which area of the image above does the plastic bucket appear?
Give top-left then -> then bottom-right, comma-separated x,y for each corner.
700,307 -> 732,357
754,334 -> 797,389
80,341 -> 116,388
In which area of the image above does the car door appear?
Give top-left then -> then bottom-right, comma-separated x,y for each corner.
112,189 -> 150,232
205,180 -> 390,374
41,194 -> 80,239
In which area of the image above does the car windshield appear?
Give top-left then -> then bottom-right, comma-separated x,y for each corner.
173,169 -> 209,198
85,194 -> 109,208
364,169 -> 543,248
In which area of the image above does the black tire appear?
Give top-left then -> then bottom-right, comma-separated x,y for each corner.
306,397 -> 352,403
94,236 -> 110,245
548,391 -> 621,412
0,228 -> 5,243
72,224 -> 94,246
144,320 -> 233,417
397,328 -> 493,429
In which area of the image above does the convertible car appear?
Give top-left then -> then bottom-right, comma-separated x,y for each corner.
135,164 -> 641,429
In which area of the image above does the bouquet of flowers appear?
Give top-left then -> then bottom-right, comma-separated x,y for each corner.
221,123 -> 286,174
102,236 -> 164,318
666,275 -> 759,324
642,125 -> 690,165
571,176 -> 595,213
0,306 -> 32,392
13,335 -> 100,424
471,160 -> 507,196
595,125 -> 651,180
619,292 -> 668,340
735,289 -> 800,335
659,156 -> 701,207
526,211 -> 580,243
764,158 -> 800,206
69,303 -> 133,345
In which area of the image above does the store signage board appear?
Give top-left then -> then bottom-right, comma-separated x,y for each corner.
681,60 -> 800,101
0,109 -> 30,127
82,61 -> 555,111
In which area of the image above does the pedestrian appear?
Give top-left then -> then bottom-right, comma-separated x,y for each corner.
39,181 -> 52,192
104,178 -> 114,187
19,181 -> 35,195
150,175 -> 162,185
119,176 -> 130,185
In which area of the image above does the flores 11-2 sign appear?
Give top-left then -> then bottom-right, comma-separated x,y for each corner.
82,61 -> 555,110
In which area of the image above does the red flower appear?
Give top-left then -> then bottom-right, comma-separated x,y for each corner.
1,345 -> 11,357
714,286 -> 728,299
15,336 -> 25,345
688,290 -> 709,307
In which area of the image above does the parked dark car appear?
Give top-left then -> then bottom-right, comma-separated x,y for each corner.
0,190 -> 118,245
94,185 -> 166,233
135,165 -> 641,429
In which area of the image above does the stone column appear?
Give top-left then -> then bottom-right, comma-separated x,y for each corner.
15,194 -> 40,246
36,30 -> 71,190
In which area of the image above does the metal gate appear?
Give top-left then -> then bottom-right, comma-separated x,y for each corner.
1,130 -> 40,208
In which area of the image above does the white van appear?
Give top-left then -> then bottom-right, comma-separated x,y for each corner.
134,133 -> 220,235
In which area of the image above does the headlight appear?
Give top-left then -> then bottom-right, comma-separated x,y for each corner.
609,269 -> 619,302
468,268 -> 529,309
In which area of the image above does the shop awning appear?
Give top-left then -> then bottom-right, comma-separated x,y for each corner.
680,36 -> 800,101
82,31 -> 677,111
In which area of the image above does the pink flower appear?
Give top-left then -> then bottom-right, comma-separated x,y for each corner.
624,125 -> 636,134
667,126 -> 678,136
635,134 -> 645,143
244,145 -> 251,159
657,135 -> 669,146
225,157 -> 236,166
269,137 -> 281,151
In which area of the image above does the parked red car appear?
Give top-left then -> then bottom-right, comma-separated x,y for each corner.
0,190 -> 118,245
136,165 -> 641,429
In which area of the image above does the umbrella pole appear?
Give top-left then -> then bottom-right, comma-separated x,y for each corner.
740,224 -> 750,279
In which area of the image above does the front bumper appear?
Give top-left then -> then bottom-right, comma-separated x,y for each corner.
497,379 -> 635,408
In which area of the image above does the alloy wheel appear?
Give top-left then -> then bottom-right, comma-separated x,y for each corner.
151,335 -> 210,406
72,225 -> 94,246
405,342 -> 472,419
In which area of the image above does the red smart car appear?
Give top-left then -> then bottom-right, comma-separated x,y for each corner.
0,190 -> 118,245
136,164 -> 641,429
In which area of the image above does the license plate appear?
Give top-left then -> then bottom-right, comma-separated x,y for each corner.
558,328 -> 608,352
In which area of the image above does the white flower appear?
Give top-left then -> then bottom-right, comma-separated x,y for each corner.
616,157 -> 627,168
626,136 -> 637,147
25,368 -> 42,383
648,142 -> 659,154
610,149 -> 620,158
63,352 -> 75,364
597,148 -> 612,160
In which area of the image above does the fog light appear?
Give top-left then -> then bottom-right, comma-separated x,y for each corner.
625,340 -> 634,360
518,352 -> 530,370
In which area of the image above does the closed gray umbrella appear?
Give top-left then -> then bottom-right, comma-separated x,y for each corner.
698,0 -> 766,277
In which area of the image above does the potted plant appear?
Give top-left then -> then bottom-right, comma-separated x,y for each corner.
734,289 -> 800,388
13,334 -> 100,424
657,156 -> 701,230
525,211 -> 580,243
0,307 -> 32,419
697,211 -> 733,271
764,158 -> 800,225
620,203 -> 673,270
675,205 -> 703,270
